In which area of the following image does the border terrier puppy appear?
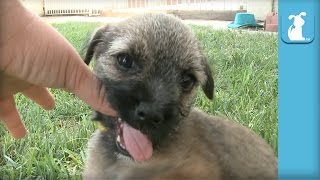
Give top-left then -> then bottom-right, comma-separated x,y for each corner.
83,13 -> 277,179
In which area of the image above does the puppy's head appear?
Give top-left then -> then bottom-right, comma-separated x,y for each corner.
84,14 -> 214,162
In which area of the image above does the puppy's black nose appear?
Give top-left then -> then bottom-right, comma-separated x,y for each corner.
135,102 -> 164,126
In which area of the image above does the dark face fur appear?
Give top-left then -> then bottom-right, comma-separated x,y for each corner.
84,14 -> 214,162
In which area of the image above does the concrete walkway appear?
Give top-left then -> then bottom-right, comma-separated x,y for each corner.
42,16 -> 277,34
42,16 -> 232,29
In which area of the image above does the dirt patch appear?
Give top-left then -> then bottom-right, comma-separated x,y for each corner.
101,10 -> 167,18
100,10 -> 246,21
167,10 -> 246,21
101,10 -> 140,18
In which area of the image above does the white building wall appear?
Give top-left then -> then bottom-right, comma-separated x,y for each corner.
21,0 -> 44,16
247,0 -> 277,21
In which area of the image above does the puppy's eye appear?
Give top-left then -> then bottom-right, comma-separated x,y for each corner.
117,54 -> 133,69
181,74 -> 196,91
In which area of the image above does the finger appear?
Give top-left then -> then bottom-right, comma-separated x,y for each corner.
65,65 -> 117,117
22,86 -> 55,110
75,74 -> 117,116
0,96 -> 27,139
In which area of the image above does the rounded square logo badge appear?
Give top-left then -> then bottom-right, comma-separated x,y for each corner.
281,11 -> 315,44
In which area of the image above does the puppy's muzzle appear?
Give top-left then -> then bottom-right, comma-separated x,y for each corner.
135,102 -> 165,128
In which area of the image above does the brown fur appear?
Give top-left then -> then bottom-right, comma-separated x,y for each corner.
82,13 -> 277,180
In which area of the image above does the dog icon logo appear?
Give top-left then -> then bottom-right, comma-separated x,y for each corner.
287,12 -> 307,41
281,9 -> 314,44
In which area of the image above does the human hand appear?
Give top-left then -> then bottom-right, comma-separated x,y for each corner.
0,0 -> 116,139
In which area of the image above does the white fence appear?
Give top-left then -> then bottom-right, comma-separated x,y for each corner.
44,0 -> 105,16
43,0 -> 247,16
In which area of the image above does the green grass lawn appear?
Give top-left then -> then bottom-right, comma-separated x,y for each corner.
0,22 -> 278,178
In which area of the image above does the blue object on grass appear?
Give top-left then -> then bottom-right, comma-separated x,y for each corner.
228,13 -> 263,28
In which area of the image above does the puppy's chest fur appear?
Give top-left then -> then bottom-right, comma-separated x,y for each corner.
84,109 -> 277,180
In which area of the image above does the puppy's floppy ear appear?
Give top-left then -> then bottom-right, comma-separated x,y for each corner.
83,25 -> 111,65
201,57 -> 214,100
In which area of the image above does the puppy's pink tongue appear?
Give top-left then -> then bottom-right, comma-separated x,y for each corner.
123,122 -> 153,162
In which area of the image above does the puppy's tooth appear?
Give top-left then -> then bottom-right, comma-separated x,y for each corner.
120,143 -> 126,149
117,135 -> 120,142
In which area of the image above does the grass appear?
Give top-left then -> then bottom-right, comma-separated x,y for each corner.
0,22 -> 278,178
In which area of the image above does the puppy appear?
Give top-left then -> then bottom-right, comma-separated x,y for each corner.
83,13 -> 277,179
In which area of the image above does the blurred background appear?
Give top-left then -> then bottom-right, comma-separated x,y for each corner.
21,0 -> 278,21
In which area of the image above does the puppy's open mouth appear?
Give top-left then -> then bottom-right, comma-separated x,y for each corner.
114,118 -> 153,162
